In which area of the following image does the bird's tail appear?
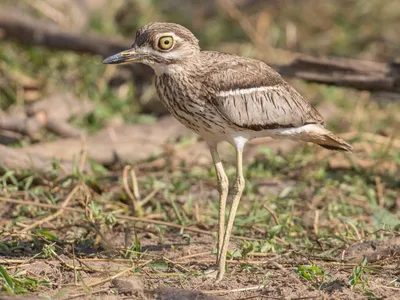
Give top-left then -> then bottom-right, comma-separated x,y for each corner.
298,125 -> 352,152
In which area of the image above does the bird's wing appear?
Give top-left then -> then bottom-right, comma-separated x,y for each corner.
202,54 -> 324,130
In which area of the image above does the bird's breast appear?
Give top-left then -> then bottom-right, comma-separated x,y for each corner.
155,74 -> 229,139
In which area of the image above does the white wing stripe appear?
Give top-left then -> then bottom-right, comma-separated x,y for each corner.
217,86 -> 281,97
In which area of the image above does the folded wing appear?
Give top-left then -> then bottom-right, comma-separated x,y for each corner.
203,54 -> 324,131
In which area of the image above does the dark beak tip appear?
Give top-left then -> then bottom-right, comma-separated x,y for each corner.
102,56 -> 116,64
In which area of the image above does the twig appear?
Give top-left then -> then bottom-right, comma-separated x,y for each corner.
52,250 -> 92,272
375,177 -> 385,208
72,243 -> 78,286
17,185 -> 80,233
140,186 -> 161,206
263,204 -> 280,225
0,197 -> 81,212
343,220 -> 362,241
375,286 -> 400,291
162,257 -> 191,273
176,251 -> 211,261
67,288 -> 109,300
313,210 -> 320,235
87,265 -> 135,288
122,165 -> 143,216
78,137 -> 88,173
202,285 -> 265,294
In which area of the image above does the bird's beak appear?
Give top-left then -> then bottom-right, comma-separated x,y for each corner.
102,48 -> 139,64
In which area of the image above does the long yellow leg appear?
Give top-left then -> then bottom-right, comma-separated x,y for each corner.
208,143 -> 229,263
216,146 -> 245,282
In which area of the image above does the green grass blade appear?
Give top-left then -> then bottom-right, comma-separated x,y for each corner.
0,265 -> 15,294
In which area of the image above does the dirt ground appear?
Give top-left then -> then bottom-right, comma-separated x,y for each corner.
1,175 -> 399,300
1,233 -> 399,299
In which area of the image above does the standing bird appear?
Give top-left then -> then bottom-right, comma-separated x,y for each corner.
103,22 -> 352,281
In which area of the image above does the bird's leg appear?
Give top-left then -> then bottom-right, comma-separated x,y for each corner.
216,146 -> 245,282
208,143 -> 229,263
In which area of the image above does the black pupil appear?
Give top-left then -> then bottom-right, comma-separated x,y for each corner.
164,40 -> 170,45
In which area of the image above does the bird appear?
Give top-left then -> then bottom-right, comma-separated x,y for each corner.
103,22 -> 352,282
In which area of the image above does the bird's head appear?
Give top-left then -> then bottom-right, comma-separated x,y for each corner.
103,22 -> 200,74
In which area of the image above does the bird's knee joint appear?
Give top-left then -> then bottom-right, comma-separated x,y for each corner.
218,176 -> 229,193
234,176 -> 245,193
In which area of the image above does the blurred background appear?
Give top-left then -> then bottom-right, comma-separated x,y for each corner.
0,0 -> 399,298
0,0 -> 399,169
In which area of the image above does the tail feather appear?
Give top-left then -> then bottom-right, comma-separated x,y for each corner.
298,125 -> 352,152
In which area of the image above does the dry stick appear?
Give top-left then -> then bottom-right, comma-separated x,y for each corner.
140,186 -> 162,206
130,167 -> 141,201
375,176 -> 384,208
237,296 -> 282,300
72,243 -> 78,286
263,204 -> 280,225
17,185 -> 80,233
122,165 -> 143,216
163,257 -> 191,273
67,288 -> 110,300
0,251 -> 43,267
344,220 -> 362,241
0,196 -> 263,241
313,210 -> 320,235
51,250 -> 92,272
202,285 -> 265,294
176,251 -> 211,261
87,265 -> 136,288
376,285 -> 400,291
0,197 -> 81,212
186,259 -> 278,266
78,137 -> 88,173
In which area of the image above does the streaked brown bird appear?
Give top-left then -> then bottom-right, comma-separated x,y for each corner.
103,22 -> 352,281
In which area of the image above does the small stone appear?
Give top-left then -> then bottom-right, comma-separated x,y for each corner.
111,277 -> 142,295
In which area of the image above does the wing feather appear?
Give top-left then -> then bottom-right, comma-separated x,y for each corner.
201,53 -> 324,131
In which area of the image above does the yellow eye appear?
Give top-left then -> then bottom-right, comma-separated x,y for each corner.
158,36 -> 174,50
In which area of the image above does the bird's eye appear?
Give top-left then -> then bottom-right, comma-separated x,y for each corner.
158,36 -> 174,50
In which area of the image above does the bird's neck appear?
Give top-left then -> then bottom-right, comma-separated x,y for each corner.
151,62 -> 185,76
150,54 -> 200,76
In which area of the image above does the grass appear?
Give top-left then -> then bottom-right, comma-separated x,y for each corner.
1,142 -> 398,297
1,0 -> 400,298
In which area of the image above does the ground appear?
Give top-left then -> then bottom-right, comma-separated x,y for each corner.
0,135 -> 399,299
1,0 -> 400,299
